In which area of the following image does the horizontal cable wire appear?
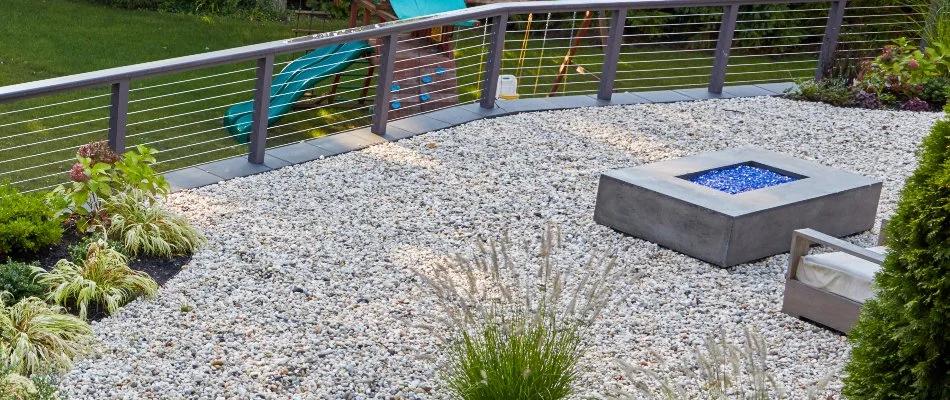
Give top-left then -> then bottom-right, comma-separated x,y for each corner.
614,72 -> 718,82
130,66 -> 258,93
128,87 -> 256,119
134,121 -> 242,147
0,143 -> 79,167
148,133 -> 241,156
0,156 -> 75,178
626,12 -> 722,19
392,96 -> 479,123
734,25 -> 828,32
0,93 -> 111,117
10,170 -> 69,187
267,96 -> 375,124
0,103 -> 111,130
1,115 -> 109,142
0,126 -> 109,154
154,142 -> 246,166
266,111 -> 373,141
390,53 -> 487,78
129,76 -> 257,104
726,67 -> 813,75
732,33 -> 825,41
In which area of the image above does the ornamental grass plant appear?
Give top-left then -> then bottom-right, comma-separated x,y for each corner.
0,294 -> 91,376
104,189 -> 205,258
617,328 -> 835,400
414,224 -> 621,400
35,240 -> 158,320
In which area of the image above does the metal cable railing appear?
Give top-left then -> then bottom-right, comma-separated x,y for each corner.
0,0 -> 931,192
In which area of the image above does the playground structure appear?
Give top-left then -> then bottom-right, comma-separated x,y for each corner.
223,0 -> 603,142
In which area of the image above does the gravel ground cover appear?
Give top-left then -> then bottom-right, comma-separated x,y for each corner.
59,97 -> 940,399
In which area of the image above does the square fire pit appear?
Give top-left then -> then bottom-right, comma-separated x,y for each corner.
594,147 -> 882,267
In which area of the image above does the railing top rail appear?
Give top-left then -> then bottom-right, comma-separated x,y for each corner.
0,0 -> 835,104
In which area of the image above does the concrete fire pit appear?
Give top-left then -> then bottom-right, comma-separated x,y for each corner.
593,147 -> 882,267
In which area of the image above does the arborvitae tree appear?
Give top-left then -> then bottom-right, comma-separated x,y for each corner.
843,115 -> 950,399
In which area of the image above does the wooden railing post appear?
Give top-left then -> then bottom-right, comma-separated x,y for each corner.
708,4 -> 739,94
371,34 -> 398,135
108,80 -> 130,154
249,54 -> 274,164
815,0 -> 847,81
480,14 -> 509,109
598,9 -> 627,100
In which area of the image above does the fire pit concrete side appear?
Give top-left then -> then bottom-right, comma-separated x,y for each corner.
593,147 -> 882,267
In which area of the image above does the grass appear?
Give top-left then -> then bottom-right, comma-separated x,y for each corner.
0,3 -> 836,192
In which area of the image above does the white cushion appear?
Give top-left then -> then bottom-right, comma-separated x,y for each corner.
797,246 -> 887,303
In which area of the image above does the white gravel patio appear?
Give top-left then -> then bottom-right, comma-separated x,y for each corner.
60,96 -> 940,399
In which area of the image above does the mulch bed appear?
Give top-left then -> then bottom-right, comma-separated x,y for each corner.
12,227 -> 191,321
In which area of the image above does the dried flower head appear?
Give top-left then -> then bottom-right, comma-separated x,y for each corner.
69,163 -> 89,183
77,141 -> 119,165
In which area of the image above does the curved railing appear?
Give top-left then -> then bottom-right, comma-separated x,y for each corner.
0,0 -> 926,191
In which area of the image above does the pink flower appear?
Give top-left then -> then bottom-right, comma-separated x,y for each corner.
69,163 -> 90,183
908,59 -> 920,70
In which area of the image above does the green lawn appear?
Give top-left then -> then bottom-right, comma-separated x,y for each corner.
0,2 -> 818,192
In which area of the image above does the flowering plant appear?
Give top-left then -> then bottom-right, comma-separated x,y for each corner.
49,142 -> 169,231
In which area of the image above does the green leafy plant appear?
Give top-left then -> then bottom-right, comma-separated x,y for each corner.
0,184 -> 63,260
855,37 -> 950,102
35,240 -> 158,320
49,142 -> 169,232
104,189 -> 205,258
0,263 -> 45,304
68,234 -> 128,265
306,0 -> 349,19
843,111 -> 950,398
415,224 -> 621,400
0,294 -> 91,375
617,328 -> 836,400
921,76 -> 950,104
785,79 -> 859,107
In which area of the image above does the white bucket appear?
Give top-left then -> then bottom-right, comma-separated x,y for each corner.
497,75 -> 519,100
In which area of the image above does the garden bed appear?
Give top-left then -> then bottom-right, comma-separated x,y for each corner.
35,229 -> 191,288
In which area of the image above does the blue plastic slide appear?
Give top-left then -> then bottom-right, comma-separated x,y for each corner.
389,0 -> 473,26
223,41 -> 370,143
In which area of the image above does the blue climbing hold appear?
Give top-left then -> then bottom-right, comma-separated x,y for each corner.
435,67 -> 445,75
421,75 -> 432,84
391,101 -> 401,109
420,94 -> 431,102
391,84 -> 400,92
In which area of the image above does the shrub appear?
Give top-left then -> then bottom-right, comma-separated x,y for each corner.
900,98 -> 931,112
786,79 -> 858,107
415,224 -> 620,400
50,143 -> 169,232
86,0 -> 284,19
617,328 -> 836,399
0,263 -> 45,304
920,76 -> 950,105
843,112 -> 950,398
0,184 -> 63,260
856,38 -> 933,99
855,91 -> 881,110
35,240 -> 158,320
0,294 -> 91,375
104,189 -> 205,258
